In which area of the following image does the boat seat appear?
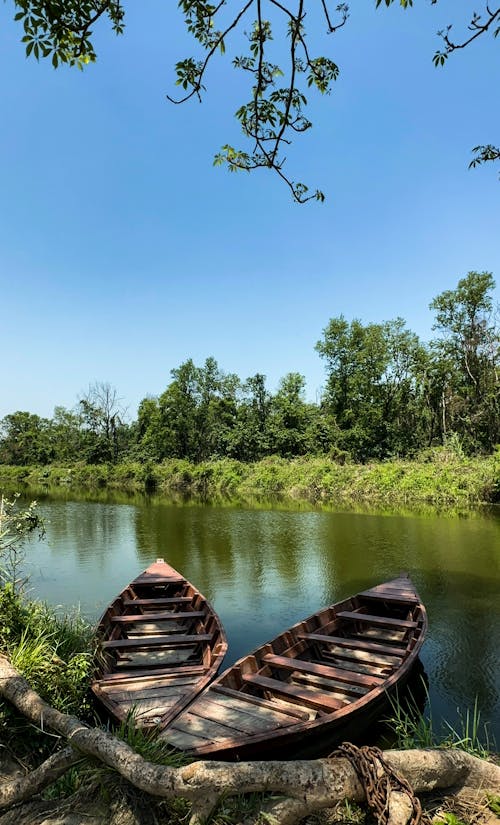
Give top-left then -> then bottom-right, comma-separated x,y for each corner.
242,672 -> 345,712
298,633 -> 406,658
112,611 -> 206,623
359,591 -> 419,605
132,576 -> 186,585
262,653 -> 385,687
122,597 -> 192,606
102,633 -> 213,650
336,611 -> 418,629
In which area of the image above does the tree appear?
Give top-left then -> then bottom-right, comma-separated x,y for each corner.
429,271 -> 499,451
0,411 -> 54,465
267,372 -> 312,457
315,317 -> 427,460
78,382 -> 128,463
8,1 -> 499,201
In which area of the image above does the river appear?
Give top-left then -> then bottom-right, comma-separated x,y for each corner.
19,491 -> 500,747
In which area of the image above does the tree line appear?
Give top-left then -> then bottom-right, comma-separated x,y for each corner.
1,272 -> 498,467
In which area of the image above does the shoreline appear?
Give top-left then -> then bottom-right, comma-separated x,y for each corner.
0,451 -> 498,512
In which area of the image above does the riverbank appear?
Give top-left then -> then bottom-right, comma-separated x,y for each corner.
0,449 -> 498,508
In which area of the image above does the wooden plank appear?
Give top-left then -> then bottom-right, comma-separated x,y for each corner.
262,653 -> 385,687
112,611 -> 205,623
123,597 -> 192,606
96,664 -> 205,683
299,633 -> 406,658
189,697 -> 279,734
290,670 -> 362,698
323,647 -> 399,669
170,712 -> 238,741
337,611 -> 418,629
359,590 -> 419,605
102,633 -> 212,649
108,680 -> 199,702
163,726 -> 212,749
132,576 -> 186,584
318,652 -> 389,677
115,649 -> 196,667
120,696 -> 184,715
211,685 -> 308,721
242,673 -> 344,712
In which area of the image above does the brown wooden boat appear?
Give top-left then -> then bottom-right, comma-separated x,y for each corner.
90,559 -> 228,729
160,575 -> 427,759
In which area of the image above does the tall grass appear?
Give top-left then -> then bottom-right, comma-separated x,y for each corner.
0,584 -> 94,756
1,450 -> 498,509
387,685 -> 495,758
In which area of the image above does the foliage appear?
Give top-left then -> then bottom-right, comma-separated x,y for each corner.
8,2 -> 500,199
1,450 -> 498,511
0,493 -> 45,587
0,584 -> 94,755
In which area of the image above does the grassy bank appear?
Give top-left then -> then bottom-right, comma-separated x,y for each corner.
0,449 -> 498,508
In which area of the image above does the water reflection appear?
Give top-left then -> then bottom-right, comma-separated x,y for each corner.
20,494 -> 500,745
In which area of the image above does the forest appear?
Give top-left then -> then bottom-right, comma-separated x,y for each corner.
1,272 -> 498,467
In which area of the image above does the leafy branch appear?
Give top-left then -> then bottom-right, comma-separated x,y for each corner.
431,5 -> 500,67
175,0 -> 348,203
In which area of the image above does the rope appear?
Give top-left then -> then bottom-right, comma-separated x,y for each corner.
333,742 -> 430,825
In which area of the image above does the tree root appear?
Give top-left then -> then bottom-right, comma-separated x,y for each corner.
1,654 -> 499,825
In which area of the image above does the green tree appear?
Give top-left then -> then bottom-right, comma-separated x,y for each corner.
0,411 -> 53,465
316,316 -> 427,459
267,372 -> 312,457
429,271 -> 499,451
8,1 -> 498,199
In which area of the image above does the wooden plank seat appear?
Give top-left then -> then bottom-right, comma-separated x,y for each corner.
102,633 -> 212,650
112,611 -> 206,623
359,590 -> 419,605
336,611 -> 418,629
122,597 -> 192,606
132,576 -> 186,585
242,672 -> 345,711
262,653 -> 385,687
298,632 -> 406,658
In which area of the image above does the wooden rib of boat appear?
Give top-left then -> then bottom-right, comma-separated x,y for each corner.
160,575 -> 427,760
90,559 -> 228,729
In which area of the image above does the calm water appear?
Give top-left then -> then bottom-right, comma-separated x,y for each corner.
19,492 -> 500,746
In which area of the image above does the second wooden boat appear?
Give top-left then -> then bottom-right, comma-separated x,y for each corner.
91,559 -> 227,729
160,576 -> 427,759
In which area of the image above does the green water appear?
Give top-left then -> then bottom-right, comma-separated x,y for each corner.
19,492 -> 500,746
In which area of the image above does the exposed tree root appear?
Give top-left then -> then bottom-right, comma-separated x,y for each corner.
1,654 -> 499,825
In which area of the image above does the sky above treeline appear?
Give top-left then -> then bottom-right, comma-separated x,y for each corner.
0,1 -> 498,421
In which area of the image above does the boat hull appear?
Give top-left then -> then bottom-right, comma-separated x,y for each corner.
91,559 -> 227,729
161,575 -> 427,759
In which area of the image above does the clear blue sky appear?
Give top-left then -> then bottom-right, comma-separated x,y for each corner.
0,1 -> 498,420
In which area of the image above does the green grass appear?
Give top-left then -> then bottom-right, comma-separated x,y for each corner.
1,449 -> 498,510
386,686 -> 496,758
0,584 -> 94,756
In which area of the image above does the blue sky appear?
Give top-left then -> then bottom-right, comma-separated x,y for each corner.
0,1 -> 498,420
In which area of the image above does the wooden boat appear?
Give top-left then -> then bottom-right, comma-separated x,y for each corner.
160,575 -> 427,759
90,559 -> 228,728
